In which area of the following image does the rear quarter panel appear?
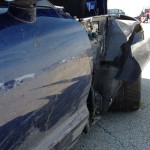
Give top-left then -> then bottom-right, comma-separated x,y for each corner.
0,13 -> 92,150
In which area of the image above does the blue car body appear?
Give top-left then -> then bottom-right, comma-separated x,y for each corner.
0,0 -> 150,150
0,4 -> 93,150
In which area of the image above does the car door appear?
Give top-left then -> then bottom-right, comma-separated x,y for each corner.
0,5 -> 92,150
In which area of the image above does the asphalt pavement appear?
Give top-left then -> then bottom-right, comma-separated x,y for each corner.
71,23 -> 150,150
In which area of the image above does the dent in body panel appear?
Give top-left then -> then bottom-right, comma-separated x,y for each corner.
0,57 -> 92,150
131,32 -> 150,70
84,16 -> 147,115
0,14 -> 92,150
104,19 -> 139,61
104,18 -> 147,82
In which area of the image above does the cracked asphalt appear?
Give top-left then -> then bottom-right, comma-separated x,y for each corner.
71,24 -> 150,150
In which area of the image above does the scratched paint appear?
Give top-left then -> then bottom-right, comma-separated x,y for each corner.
0,5 -> 93,150
0,83 -> 4,88
15,74 -> 35,82
0,74 -> 35,92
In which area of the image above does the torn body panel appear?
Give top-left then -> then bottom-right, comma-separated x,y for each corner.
88,16 -> 148,83
82,15 -> 149,114
104,17 -> 149,82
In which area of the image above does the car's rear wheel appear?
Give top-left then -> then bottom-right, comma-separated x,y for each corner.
110,75 -> 141,111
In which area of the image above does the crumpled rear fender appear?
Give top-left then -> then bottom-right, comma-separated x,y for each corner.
104,17 -> 149,83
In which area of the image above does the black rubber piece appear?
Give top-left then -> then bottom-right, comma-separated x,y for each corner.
87,86 -> 96,123
110,75 -> 141,112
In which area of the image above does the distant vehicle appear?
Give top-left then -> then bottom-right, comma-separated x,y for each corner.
141,14 -> 149,23
0,0 -> 149,150
144,13 -> 150,23
108,8 -> 125,16
140,9 -> 150,23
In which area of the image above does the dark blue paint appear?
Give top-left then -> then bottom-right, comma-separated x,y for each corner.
0,75 -> 91,150
2,80 -> 16,90
0,6 -> 92,150
0,11 -> 90,83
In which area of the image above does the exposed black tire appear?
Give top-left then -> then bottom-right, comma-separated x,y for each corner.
87,86 -> 96,123
110,76 -> 141,112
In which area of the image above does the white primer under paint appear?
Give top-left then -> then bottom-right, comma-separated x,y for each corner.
15,74 -> 35,82
0,83 -> 4,88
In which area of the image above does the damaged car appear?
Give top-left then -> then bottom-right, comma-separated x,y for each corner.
108,9 -> 125,16
0,0 -> 150,150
